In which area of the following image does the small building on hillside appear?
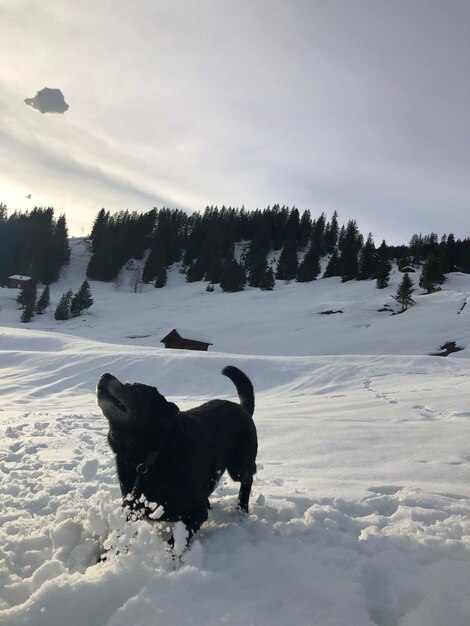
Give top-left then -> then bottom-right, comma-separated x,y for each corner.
161,328 -> 213,351
399,266 -> 416,273
8,275 -> 32,289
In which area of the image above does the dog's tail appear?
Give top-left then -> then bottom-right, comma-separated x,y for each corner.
222,366 -> 255,417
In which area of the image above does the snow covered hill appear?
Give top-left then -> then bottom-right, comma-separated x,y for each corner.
1,237 -> 470,357
1,239 -> 470,625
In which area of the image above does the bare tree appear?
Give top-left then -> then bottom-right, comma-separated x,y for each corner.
113,271 -> 124,291
129,268 -> 144,293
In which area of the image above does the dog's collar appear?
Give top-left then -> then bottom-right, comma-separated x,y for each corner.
135,449 -> 161,476
129,423 -> 174,498
127,448 -> 163,514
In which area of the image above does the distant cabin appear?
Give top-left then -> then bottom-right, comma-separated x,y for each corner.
399,266 -> 416,273
161,328 -> 213,351
8,275 -> 32,289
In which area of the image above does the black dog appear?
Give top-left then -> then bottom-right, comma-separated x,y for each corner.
97,366 -> 257,542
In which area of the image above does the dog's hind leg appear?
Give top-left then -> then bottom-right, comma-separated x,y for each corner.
228,454 -> 256,513
237,475 -> 253,513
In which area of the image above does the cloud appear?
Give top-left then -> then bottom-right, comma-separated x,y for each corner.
24,87 -> 69,114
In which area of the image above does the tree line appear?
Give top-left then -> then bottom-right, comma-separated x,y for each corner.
0,204 -> 70,285
16,279 -> 94,323
86,205 -> 470,293
2,202 -> 470,297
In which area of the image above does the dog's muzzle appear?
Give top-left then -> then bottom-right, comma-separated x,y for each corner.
97,373 -> 128,414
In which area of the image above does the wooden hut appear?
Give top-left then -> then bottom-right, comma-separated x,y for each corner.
161,328 -> 213,351
8,275 -> 32,289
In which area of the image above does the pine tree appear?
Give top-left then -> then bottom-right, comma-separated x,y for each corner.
419,254 -> 445,294
358,233 -> 377,280
21,298 -> 35,323
442,233 -> 457,272
0,203 -> 8,285
323,250 -> 341,278
90,208 -> 109,240
258,264 -> 275,291
247,260 -> 266,288
154,266 -> 167,288
298,210 -> 312,250
143,208 -> 185,282
282,206 -> 296,238
36,285 -> 50,314
310,213 -> 327,255
245,216 -> 271,288
16,281 -> 36,310
185,260 -> 205,283
54,214 -> 71,266
276,240 -> 298,281
19,281 -> 37,322
55,290 -> 73,320
376,259 -> 392,289
324,211 -> 339,254
220,260 -> 246,292
70,280 -> 94,317
377,239 -> 388,259
271,205 -> 290,250
409,234 -> 424,264
339,220 -> 363,282
296,246 -> 321,282
393,273 -> 416,312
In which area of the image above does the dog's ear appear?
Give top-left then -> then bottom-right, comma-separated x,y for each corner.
164,400 -> 179,418
156,395 -> 179,419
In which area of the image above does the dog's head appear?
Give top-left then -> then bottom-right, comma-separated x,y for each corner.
96,373 -> 179,427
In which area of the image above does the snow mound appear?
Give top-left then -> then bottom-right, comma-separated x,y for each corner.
1,240 -> 470,624
0,330 -> 470,624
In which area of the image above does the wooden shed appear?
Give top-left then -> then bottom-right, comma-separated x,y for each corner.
399,266 -> 416,273
161,328 -> 213,351
8,275 -> 32,289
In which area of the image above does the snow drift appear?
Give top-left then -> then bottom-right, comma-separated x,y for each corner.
1,239 -> 470,625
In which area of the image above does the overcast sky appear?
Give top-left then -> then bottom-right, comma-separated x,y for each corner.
1,1 -> 469,243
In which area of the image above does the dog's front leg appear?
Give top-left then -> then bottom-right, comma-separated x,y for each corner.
168,502 -> 209,551
237,475 -> 253,513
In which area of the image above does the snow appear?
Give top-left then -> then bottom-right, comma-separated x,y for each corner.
1,238 -> 470,625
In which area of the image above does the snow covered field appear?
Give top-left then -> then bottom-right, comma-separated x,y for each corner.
1,239 -> 470,625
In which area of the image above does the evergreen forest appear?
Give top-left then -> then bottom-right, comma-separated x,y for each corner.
2,202 -> 470,295
0,204 -> 70,285
85,205 -> 470,293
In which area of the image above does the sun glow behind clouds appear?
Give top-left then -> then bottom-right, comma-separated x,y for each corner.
1,1 -> 470,243
1,182 -> 32,212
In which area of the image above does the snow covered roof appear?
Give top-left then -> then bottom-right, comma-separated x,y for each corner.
161,328 -> 213,344
9,275 -> 32,281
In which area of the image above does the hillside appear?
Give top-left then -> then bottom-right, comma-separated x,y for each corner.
1,238 -> 470,625
1,237 -> 470,357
